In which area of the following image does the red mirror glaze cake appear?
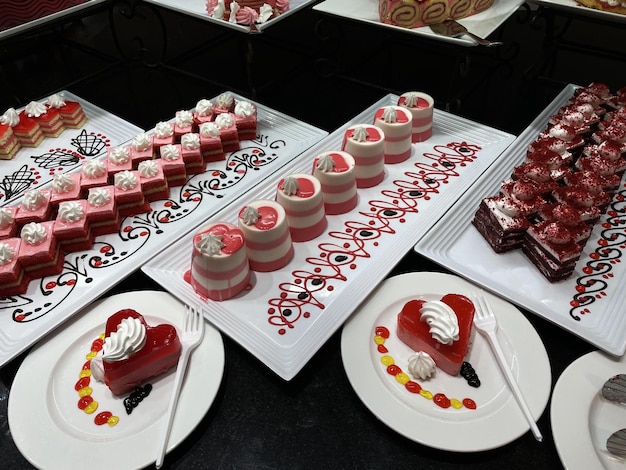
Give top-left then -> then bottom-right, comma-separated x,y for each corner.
397,293 -> 475,376
90,309 -> 182,396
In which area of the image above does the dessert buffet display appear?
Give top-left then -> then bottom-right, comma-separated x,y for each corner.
0,92 -> 327,367
8,291 -> 224,470
379,0 -> 494,29
143,93 -> 515,380
341,272 -> 551,451
416,83 -> 626,356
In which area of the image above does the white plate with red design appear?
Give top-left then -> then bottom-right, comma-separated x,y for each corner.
8,290 -> 224,470
341,272 -> 551,452
551,350 -> 626,470
415,83 -> 626,357
142,93 -> 515,380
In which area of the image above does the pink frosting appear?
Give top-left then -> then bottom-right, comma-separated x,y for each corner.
206,0 -> 218,14
275,0 -> 290,12
236,6 -> 259,24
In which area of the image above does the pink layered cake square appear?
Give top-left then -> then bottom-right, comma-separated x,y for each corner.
50,173 -> 82,209
113,170 -> 151,217
180,133 -> 205,175
152,121 -> 175,150
18,221 -> 65,279
198,122 -> 225,163
0,237 -> 29,297
214,113 -> 240,153
86,186 -> 120,236
80,159 -> 109,194
0,206 -> 18,239
233,100 -> 257,141
193,98 -> 214,126
212,92 -> 235,116
138,160 -> 169,201
106,146 -> 133,178
159,144 -> 187,186
15,189 -> 52,227
53,200 -> 93,253
174,110 -> 195,139
130,132 -> 155,165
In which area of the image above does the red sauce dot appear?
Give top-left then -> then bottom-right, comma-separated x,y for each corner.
92,338 -> 104,351
377,344 -> 388,353
82,360 -> 92,370
375,326 -> 390,338
280,292 -> 287,298
75,377 -> 90,391
268,308 -> 275,314
303,312 -> 310,318
278,329 -> 286,335
327,286 -> 334,291
405,381 -> 422,393
78,396 -> 93,410
433,393 -> 451,408
350,264 -> 357,269
343,243 -> 350,248
45,281 -> 57,289
94,412 -> 112,425
314,268 -> 321,273
462,398 -> 477,409
387,364 -> 401,376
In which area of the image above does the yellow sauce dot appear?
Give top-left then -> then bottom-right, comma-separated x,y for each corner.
374,335 -> 385,345
380,355 -> 395,366
84,401 -> 99,414
99,333 -> 105,340
420,390 -> 433,400
79,369 -> 91,378
86,351 -> 97,360
395,372 -> 410,385
107,416 -> 119,427
450,398 -> 463,409
78,386 -> 93,397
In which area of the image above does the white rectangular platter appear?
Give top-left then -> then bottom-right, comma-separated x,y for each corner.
0,93 -> 327,367
142,0 -> 316,32
143,94 -> 515,380
532,0 -> 626,24
416,84 -> 626,356
313,0 -> 523,47
1,91 -> 143,207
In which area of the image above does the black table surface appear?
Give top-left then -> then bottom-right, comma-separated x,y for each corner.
1,4 -> 624,469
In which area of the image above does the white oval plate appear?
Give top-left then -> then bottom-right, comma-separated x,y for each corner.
8,290 -> 225,470
341,272 -> 551,452
552,350 -> 626,470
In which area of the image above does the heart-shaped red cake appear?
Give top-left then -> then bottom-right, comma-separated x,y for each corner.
397,293 -> 475,376
102,309 -> 181,396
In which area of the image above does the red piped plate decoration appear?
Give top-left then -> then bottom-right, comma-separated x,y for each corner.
8,290 -> 224,470
416,84 -> 626,356
341,272 -> 551,452
143,94 -> 515,380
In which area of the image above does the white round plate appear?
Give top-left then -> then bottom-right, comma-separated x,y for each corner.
341,272 -> 551,452
8,290 -> 225,470
552,350 -> 626,470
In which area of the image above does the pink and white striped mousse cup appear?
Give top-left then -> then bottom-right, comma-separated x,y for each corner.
238,200 -> 294,272
276,174 -> 327,242
373,105 -> 413,164
342,124 -> 385,188
398,91 -> 434,143
312,151 -> 358,215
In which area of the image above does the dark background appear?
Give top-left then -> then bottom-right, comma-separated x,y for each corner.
1,2 -> 625,468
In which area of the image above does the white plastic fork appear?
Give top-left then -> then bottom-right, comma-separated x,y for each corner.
155,305 -> 205,469
472,294 -> 543,442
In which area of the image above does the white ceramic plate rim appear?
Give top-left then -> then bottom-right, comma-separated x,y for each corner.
8,290 -> 225,470
532,0 -> 626,24
551,350 -> 626,470
341,271 -> 551,452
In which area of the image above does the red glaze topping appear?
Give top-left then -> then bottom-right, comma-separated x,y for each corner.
346,126 -> 382,142
374,106 -> 411,124
241,205 -> 278,230
398,95 -> 430,109
279,177 -> 316,199
197,223 -> 245,254
526,148 -> 563,170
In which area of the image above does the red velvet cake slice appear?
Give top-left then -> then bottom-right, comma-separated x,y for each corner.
159,144 -> 187,187
90,308 -> 182,396
113,170 -> 151,217
50,173 -> 82,209
86,186 -> 120,236
397,294 -> 475,376
80,159 -> 109,194
198,122 -> 225,163
214,113 -> 240,153
193,98 -> 214,126
15,189 -> 52,227
18,221 -> 64,279
0,206 -> 18,239
53,200 -> 93,253
130,132 -> 155,165
138,159 -> 169,201
180,133 -> 205,174
233,100 -> 257,141
173,110 -> 195,139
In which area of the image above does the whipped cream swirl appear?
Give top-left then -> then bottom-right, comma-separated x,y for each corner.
132,133 -> 151,151
0,207 -> 14,228
88,188 -> 111,207
241,206 -> 260,225
25,101 -> 47,118
52,174 -> 75,193
102,317 -> 147,362
281,176 -> 299,196
109,146 -> 130,164
0,242 -> 16,265
407,352 -> 436,380
161,144 -> 181,160
21,189 -> 46,211
197,233 -> 225,256
316,154 -> 336,173
0,108 -> 19,127
199,122 -> 220,137
420,300 -> 459,345
58,201 -> 84,223
21,222 -> 48,245
351,126 -> 369,142
154,121 -> 174,138
114,170 -> 138,190
83,159 -> 107,179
